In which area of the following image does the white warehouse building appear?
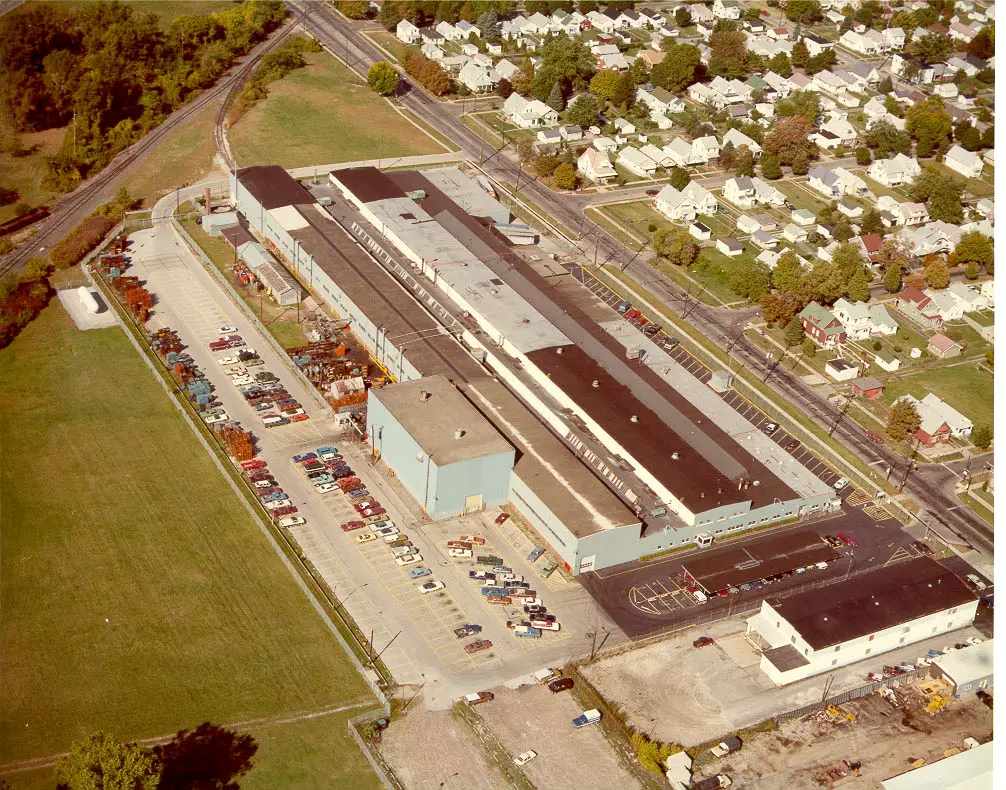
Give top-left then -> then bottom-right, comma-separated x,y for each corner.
747,558 -> 978,686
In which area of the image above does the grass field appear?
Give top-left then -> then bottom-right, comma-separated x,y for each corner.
117,102 -> 220,208
0,125 -> 65,224
230,51 -> 445,168
0,306 -> 378,786
879,363 -> 994,429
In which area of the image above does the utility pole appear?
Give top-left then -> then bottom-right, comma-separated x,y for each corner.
401,681 -> 425,713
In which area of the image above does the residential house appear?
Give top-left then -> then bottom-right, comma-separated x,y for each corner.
895,287 -> 945,329
838,199 -> 863,219
692,135 -> 720,162
688,82 -> 718,106
944,145 -> 984,178
663,137 -> 702,167
877,196 -> 929,226
802,34 -> 834,58
712,0 -> 742,19
722,127 -> 762,157
436,21 -> 462,41
639,143 -> 671,168
420,28 -> 444,47
598,50 -> 630,71
593,136 -> 617,152
396,19 -> 421,44
840,29 -> 884,55
587,9 -> 617,32
825,358 -> 859,381
948,22 -> 978,43
832,298 -> 898,339
653,182 -> 719,221
638,8 -> 663,27
897,393 -> 972,445
851,376 -> 885,399
813,115 -> 858,149
799,301 -> 847,348
875,350 -> 901,372
868,153 -> 922,187
892,53 -> 936,85
857,233 -> 884,264
947,282 -> 989,313
577,148 -> 617,183
637,87 -> 685,116
899,224 -> 950,256
421,42 -> 445,61
614,118 -> 636,136
494,59 -> 520,82
455,20 -> 477,38
980,280 -> 995,307
458,62 -> 498,93
524,11 -> 552,35
618,147 -> 658,177
636,49 -> 667,68
782,223 -> 808,243
502,93 -> 558,128
688,3 -> 715,25
617,9 -> 648,29
791,209 -> 816,226
814,69 -> 849,96
883,27 -> 907,50
559,125 -> 583,142
924,288 -> 965,322
717,238 -> 745,257
762,70 -> 794,98
947,55 -> 980,77
975,198 -> 994,218
536,128 -> 561,145
808,166 -> 867,198
751,229 -> 777,250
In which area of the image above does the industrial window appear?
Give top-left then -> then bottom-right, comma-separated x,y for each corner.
791,635 -> 796,644
899,637 -> 905,644
835,645 -> 841,652
869,634 -> 875,642
865,649 -> 871,656
831,659 -> 838,666
902,626 -> 911,634
949,607 -> 957,614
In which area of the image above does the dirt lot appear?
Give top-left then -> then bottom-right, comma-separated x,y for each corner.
377,693 -> 509,790
691,685 -> 993,789
477,685 -> 643,790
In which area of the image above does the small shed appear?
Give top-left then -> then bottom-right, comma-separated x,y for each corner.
716,238 -> 744,257
874,351 -> 901,372
825,358 -> 859,381
689,221 -> 712,241
851,375 -> 884,399
931,639 -> 994,697
256,261 -> 303,306
201,211 -> 239,237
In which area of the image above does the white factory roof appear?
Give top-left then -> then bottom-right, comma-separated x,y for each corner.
422,167 -> 511,225
881,741 -> 992,790
269,204 -> 310,231
933,639 -> 994,687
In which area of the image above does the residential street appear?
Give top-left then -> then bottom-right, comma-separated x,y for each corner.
296,2 -> 992,561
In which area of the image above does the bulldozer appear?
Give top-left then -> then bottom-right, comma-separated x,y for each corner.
926,695 -> 951,715
827,704 -> 856,723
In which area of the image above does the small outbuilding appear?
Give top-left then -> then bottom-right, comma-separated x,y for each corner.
825,358 -> 859,381
930,639 -> 993,697
851,376 -> 884,399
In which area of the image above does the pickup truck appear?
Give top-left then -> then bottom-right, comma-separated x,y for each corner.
454,624 -> 483,638
531,619 -> 560,632
693,775 -> 732,790
533,668 -> 560,684
514,625 -> 542,638
539,562 -> 557,579
528,547 -> 546,562
448,548 -> 474,558
476,555 -> 503,566
572,709 -> 601,728
710,736 -> 742,758
464,691 -> 494,706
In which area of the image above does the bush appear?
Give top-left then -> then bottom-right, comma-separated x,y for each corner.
50,215 -> 118,269
872,340 -> 882,351
648,223 -> 657,232
630,732 -> 681,775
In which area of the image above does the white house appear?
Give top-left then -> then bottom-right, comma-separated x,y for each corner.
840,29 -> 883,55
751,177 -> 785,206
637,87 -> 685,116
396,19 -> 421,44
924,288 -> 966,322
722,127 -> 762,157
458,62 -> 498,93
948,22 -> 978,43
687,3 -> 715,25
494,58 -> 520,82
762,70 -> 794,98
717,238 -> 745,257
502,93 -> 558,128
577,148 -> 617,183
883,26 -> 907,50
436,20 -> 462,41
781,223 -> 808,244
746,558 -> 978,686
802,33 -> 834,58
868,153 -> 922,187
723,177 -> 758,208
614,118 -> 636,136
808,166 -> 867,198
899,393 -> 975,440
945,145 -> 984,178
663,138 -> 702,167
654,182 -> 718,221
618,147 -> 658,177
639,143 -> 671,168
455,20 -> 478,38
814,69 -> 849,96
813,115 -> 858,149
832,298 -> 898,339
692,135 -> 720,162
947,282 -> 989,313
587,9 -> 617,32
712,0 -> 742,20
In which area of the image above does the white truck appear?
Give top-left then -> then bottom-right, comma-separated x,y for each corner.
533,667 -> 560,684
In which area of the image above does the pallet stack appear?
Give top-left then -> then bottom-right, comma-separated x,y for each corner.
217,426 -> 255,460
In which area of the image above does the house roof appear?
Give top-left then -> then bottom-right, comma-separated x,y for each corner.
768,558 -> 975,650
799,301 -> 841,332
852,376 -> 884,391
859,233 -> 883,253
928,333 -> 962,352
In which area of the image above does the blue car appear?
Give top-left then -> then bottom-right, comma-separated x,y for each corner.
292,452 -> 317,463
408,567 -> 432,579
262,491 -> 288,503
528,547 -> 545,563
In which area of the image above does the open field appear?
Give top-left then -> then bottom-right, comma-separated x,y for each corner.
229,51 -> 446,168
117,102 -> 220,207
879,362 -> 994,428
0,125 -> 64,224
0,305 -> 377,784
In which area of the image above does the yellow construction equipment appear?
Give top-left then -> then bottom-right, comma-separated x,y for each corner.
926,695 -> 951,714
827,705 -> 856,722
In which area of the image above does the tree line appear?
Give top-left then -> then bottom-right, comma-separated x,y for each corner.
0,1 -> 286,192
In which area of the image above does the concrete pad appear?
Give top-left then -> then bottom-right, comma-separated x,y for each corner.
57,287 -> 117,330
717,631 -> 762,669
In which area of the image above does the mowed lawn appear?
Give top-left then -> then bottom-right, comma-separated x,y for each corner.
230,51 -> 446,168
0,306 -> 378,788
879,363 -> 994,429
0,125 -> 65,224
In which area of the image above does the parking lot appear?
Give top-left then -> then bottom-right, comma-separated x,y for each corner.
473,685 -> 641,790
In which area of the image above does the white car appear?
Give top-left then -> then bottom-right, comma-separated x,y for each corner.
513,751 -> 537,767
277,515 -> 306,527
254,479 -> 275,489
316,482 -> 339,494
227,367 -> 247,377
395,553 -> 423,567
833,477 -> 850,491
232,376 -> 254,386
205,412 -> 229,424
216,356 -> 238,366
217,325 -> 238,335
375,526 -> 400,538
392,545 -> 417,557
319,450 -> 339,460
418,580 -> 445,594
448,548 -> 473,558
265,499 -> 293,510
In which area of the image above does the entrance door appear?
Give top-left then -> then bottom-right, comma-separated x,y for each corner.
579,555 -> 595,573
464,494 -> 484,514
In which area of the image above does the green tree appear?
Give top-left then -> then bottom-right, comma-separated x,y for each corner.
971,424 -> 993,449
566,93 -> 599,127
883,261 -> 903,293
496,77 -> 512,98
531,66 -> 558,101
735,145 -> 756,177
631,733 -> 681,775
153,723 -> 258,790
968,26 -> 995,59
923,256 -> 950,289
887,399 -> 921,442
674,6 -> 692,26
341,1 -> 371,19
964,260 -> 980,280
759,152 -> 781,179
436,1 -> 462,22
767,51 -> 792,78
906,96 -> 952,155
861,207 -> 883,234
651,227 -> 698,267
846,267 -> 871,302
367,61 -> 399,95
709,28 -> 748,79
772,251 -> 807,296
729,260 -> 771,301
785,0 -> 823,24
539,33 -> 595,88
669,166 -> 690,190
790,151 -> 810,176
775,90 -> 820,124
914,33 -> 953,65
791,39 -> 809,69
955,230 -> 993,271
784,316 -> 805,346
55,732 -> 159,790
802,337 -> 817,358
630,57 -> 650,85
589,70 -> 623,103
546,81 -> 565,112
476,9 -> 500,39
865,120 -> 912,156
651,42 -> 701,93
855,146 -> 872,166
956,123 -> 982,152
878,75 -> 893,93
552,161 -> 577,189
804,50 -> 837,75
907,167 -> 966,224
516,137 -> 534,163
378,1 -> 406,29
532,154 -> 560,178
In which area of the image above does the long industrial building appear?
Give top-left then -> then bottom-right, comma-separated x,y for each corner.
230,164 -> 835,573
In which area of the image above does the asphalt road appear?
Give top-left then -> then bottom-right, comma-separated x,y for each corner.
0,10 -> 306,279
300,2 -> 991,560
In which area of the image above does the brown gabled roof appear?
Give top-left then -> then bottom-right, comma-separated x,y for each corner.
897,287 -> 930,307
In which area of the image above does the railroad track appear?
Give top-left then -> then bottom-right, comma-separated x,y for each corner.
0,11 -> 304,279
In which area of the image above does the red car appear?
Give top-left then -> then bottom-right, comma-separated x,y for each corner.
240,459 -> 266,470
291,413 -> 310,422
338,477 -> 361,488
271,505 -> 297,517
354,501 -> 376,512
838,533 -> 858,548
341,520 -> 366,531
693,636 -> 714,648
360,507 -> 386,517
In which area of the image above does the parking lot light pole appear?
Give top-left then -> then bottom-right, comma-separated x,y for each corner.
334,582 -> 368,612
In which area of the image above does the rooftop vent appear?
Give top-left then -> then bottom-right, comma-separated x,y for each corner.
753,480 -> 761,487
454,429 -> 466,440
419,391 -> 432,401
592,380 -> 599,388
671,452 -> 679,460
630,415 -> 638,423
556,347 -> 564,354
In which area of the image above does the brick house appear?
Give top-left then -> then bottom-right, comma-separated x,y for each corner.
799,301 -> 846,347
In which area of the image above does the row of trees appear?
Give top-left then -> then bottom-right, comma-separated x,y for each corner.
403,49 -> 453,95
0,1 -> 286,191
373,1 -> 636,29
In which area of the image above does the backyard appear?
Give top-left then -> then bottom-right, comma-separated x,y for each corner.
229,51 -> 448,168
0,306 -> 379,786
879,361 -> 994,429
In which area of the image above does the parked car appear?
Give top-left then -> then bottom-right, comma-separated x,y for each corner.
464,639 -> 492,654
292,453 -> 317,463
395,554 -> 423,567
360,507 -> 386,517
277,515 -> 306,527
316,446 -> 339,460
217,325 -> 238,335
271,505 -> 297,517
408,567 -> 432,579
464,691 -> 494,705
833,477 -> 850,491
265,499 -> 293,510
418,580 -> 445,594
449,548 -> 473,558
217,356 -> 238,366
261,491 -> 288,503
353,501 -> 376,512
494,512 -> 510,525
823,535 -> 843,549
548,677 -> 574,693
527,547 -> 546,563
453,624 -> 482,638
761,422 -> 778,435
513,750 -> 537,767
316,482 -> 339,494
341,521 -> 366,532
837,533 -> 858,548
572,710 -> 601,728
458,534 -> 485,545
356,533 -> 376,544
375,526 -> 400,538
693,636 -> 715,649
